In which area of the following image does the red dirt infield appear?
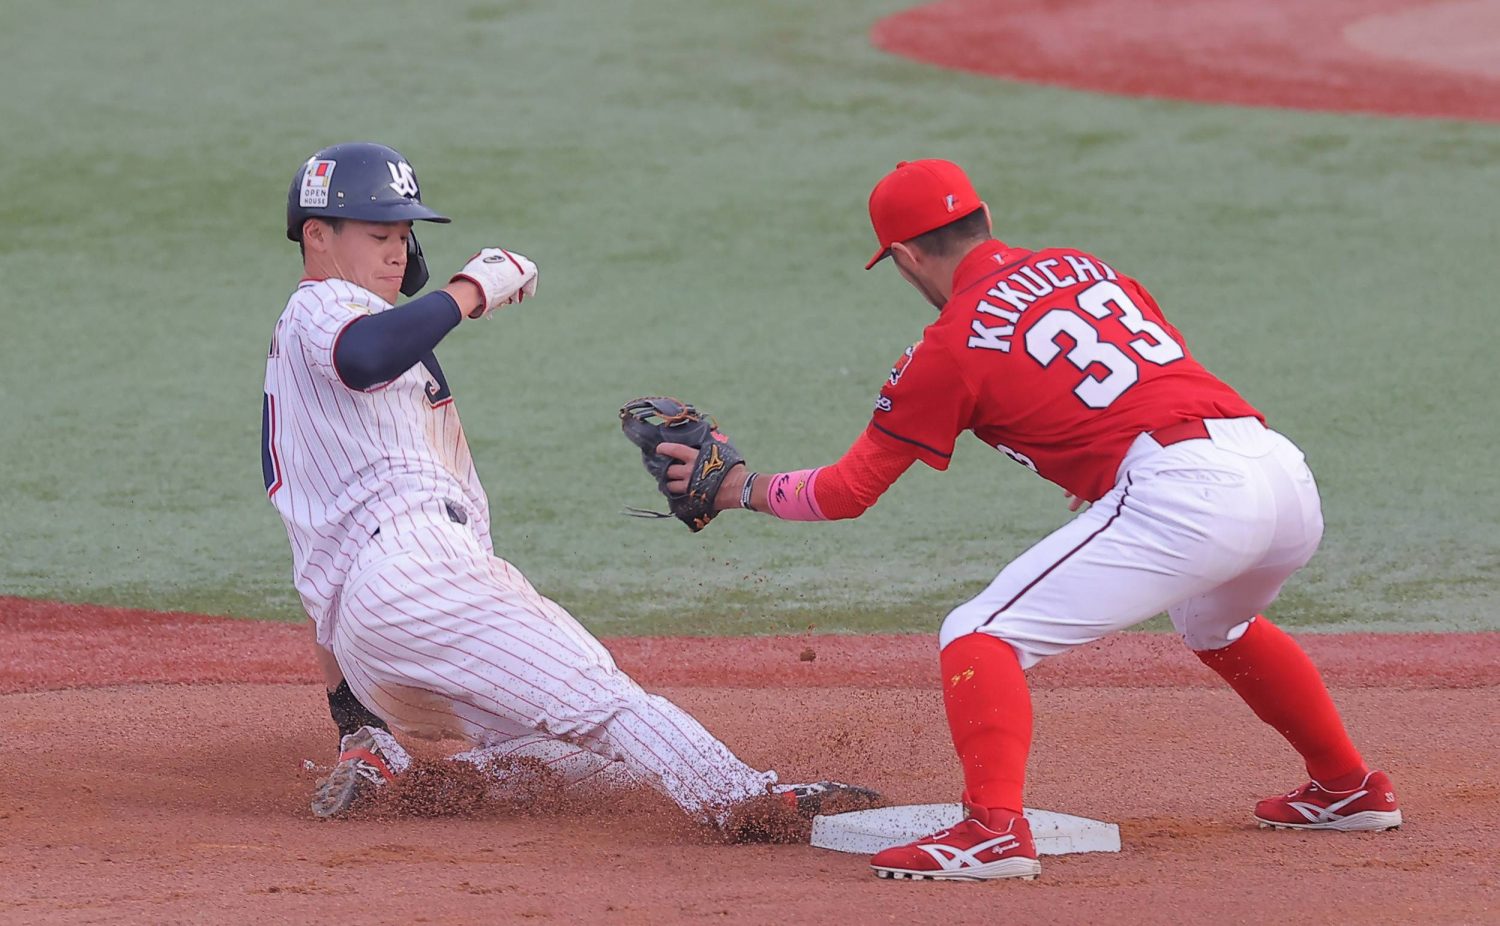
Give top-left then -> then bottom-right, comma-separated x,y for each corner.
2,600 -> 1497,924
874,0 -> 1500,122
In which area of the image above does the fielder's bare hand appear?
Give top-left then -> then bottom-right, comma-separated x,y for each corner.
658,441 -> 748,510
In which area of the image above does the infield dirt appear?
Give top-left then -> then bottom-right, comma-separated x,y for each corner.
2,603 -> 1496,924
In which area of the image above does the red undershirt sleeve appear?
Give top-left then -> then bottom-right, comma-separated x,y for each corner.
807,430 -> 920,520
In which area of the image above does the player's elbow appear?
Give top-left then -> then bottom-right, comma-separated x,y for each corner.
333,349 -> 386,391
818,491 -> 878,521
826,504 -> 870,521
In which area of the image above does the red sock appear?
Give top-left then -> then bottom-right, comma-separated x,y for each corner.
1195,616 -> 1366,787
940,632 -> 1031,815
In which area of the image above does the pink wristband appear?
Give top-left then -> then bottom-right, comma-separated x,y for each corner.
765,468 -> 827,521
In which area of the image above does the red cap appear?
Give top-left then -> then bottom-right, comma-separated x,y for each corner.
864,159 -> 982,269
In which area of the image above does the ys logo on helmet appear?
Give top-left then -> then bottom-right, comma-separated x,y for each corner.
387,161 -> 420,198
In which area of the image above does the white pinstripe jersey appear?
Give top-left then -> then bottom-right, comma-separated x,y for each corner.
261,279 -> 491,644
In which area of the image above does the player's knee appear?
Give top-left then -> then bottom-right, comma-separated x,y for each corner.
938,605 -> 986,649
538,692 -> 633,745
1181,617 -> 1255,652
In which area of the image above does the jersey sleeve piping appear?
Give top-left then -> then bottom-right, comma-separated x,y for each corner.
868,419 -> 953,460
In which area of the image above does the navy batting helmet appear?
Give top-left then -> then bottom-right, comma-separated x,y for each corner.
286,141 -> 451,297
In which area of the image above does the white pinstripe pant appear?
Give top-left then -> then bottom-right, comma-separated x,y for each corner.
329,518 -> 775,819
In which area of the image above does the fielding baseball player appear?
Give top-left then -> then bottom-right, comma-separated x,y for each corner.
262,141 -> 876,831
646,159 -> 1401,880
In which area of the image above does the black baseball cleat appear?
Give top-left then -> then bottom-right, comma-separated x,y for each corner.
720,780 -> 886,843
310,725 -> 406,818
774,780 -> 886,817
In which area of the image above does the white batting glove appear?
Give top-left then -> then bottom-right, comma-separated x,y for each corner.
451,248 -> 539,318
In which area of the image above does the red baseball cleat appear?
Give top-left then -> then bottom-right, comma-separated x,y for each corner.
870,805 -> 1041,881
1254,769 -> 1403,831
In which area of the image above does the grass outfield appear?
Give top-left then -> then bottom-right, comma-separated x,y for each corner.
1,1 -> 1495,635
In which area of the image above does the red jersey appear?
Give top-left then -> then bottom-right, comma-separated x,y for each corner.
864,240 -> 1262,501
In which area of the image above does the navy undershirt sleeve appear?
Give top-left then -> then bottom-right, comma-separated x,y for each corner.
333,291 -> 462,390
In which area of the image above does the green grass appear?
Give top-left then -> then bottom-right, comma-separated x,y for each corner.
1,0 -> 1496,635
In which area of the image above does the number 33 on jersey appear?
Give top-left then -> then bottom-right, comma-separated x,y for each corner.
866,242 -> 1261,503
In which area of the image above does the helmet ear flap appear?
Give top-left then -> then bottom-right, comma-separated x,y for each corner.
400,231 -> 430,296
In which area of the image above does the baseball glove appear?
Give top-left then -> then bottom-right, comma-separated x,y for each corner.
619,396 -> 743,532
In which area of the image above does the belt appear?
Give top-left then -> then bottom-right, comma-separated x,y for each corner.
1149,418 -> 1211,446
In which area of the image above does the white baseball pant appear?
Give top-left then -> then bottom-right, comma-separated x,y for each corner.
328,518 -> 775,820
941,417 -> 1324,666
